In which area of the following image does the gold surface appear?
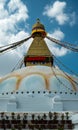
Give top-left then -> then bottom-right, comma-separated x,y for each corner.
27,36 -> 51,56
32,19 -> 45,31
25,36 -> 52,66
32,29 -> 46,35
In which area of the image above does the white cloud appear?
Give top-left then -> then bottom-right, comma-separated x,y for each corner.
49,28 -> 64,40
8,0 -> 28,22
43,1 -> 69,25
0,0 -> 30,76
0,1 -> 8,19
43,0 -> 76,26
9,31 -> 33,55
45,29 -> 68,56
49,46 -> 68,56
0,0 -> 29,45
70,12 -> 76,26
0,51 -> 22,76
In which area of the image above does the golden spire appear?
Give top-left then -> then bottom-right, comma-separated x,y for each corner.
24,19 -> 53,67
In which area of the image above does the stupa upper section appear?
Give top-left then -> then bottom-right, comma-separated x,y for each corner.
24,19 -> 53,67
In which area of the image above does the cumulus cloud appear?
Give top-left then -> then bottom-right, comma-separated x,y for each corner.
45,28 -> 68,56
0,0 -> 30,76
0,0 -> 29,45
8,0 -> 28,22
49,28 -> 64,40
43,0 -> 76,26
0,51 -> 22,76
8,31 -> 33,55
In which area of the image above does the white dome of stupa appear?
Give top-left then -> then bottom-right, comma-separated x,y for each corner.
0,65 -> 77,93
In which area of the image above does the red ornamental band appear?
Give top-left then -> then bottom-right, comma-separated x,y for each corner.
26,57 -> 46,61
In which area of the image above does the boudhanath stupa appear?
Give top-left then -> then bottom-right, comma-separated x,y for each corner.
0,19 -> 78,130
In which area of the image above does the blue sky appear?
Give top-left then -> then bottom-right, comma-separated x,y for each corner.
0,0 -> 78,76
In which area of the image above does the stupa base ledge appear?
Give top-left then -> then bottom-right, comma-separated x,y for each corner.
7,102 -> 17,111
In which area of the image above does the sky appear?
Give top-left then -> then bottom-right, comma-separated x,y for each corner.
0,0 -> 78,76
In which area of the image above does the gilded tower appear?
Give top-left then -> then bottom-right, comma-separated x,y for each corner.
24,19 -> 53,66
